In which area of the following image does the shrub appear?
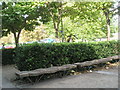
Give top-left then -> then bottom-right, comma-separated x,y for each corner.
2,48 -> 15,65
14,40 -> 119,71
92,40 -> 119,58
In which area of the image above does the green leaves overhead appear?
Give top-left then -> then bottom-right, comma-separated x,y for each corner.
65,2 -> 113,22
2,2 -> 50,47
2,2 -> 39,34
60,2 -> 116,41
1,1 -> 118,44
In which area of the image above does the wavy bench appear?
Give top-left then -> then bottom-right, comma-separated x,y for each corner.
74,55 -> 119,67
16,64 -> 77,79
16,55 -> 119,82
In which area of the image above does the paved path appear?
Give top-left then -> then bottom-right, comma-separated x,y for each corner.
26,67 -> 118,88
1,65 -> 119,88
2,65 -> 19,88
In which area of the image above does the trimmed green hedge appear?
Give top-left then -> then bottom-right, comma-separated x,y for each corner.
14,40 -> 119,71
2,48 -> 15,65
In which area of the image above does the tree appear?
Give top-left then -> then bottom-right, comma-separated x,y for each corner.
62,17 -> 107,42
66,2 -> 115,41
45,2 -> 66,39
97,2 -> 115,41
2,2 -> 48,47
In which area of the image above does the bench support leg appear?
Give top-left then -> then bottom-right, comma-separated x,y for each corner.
27,77 -> 34,84
35,74 -> 44,83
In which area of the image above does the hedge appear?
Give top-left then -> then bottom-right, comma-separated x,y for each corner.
2,48 -> 15,65
14,40 -> 119,71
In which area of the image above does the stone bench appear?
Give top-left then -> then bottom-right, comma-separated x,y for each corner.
16,55 -> 119,80
74,55 -> 119,67
16,64 -> 77,79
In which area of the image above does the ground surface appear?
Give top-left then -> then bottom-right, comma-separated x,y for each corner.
1,63 -> 119,89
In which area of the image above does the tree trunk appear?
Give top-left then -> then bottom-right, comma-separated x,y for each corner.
106,13 -> 111,41
55,28 -> 59,38
13,30 -> 21,47
53,22 -> 59,38
15,37 -> 19,47
103,10 -> 111,41
13,33 -> 18,47
59,2 -> 64,42
48,3 -> 62,39
107,23 -> 110,41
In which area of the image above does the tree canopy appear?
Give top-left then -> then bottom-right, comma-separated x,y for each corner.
1,2 -> 119,45
2,2 -> 50,47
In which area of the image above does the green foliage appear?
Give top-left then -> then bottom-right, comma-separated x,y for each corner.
66,2 -> 114,22
2,48 -> 15,65
89,40 -> 119,59
44,2 -> 67,38
2,2 -> 50,47
14,40 -> 119,71
2,2 -> 39,35
1,2 -> 117,44
62,17 -> 107,41
63,2 -> 116,41
45,2 -> 117,41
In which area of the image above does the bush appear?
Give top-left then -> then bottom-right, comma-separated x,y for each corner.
92,40 -> 119,58
2,48 -> 15,65
14,40 -> 119,71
